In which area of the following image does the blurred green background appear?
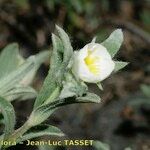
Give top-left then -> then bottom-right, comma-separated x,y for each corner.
0,0 -> 150,150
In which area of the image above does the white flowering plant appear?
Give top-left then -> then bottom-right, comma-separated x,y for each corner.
0,25 -> 128,149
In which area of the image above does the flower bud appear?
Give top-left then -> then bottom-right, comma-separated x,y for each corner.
72,43 -> 115,83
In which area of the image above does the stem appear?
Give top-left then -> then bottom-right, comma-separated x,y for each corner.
3,85 -> 61,149
3,87 -> 60,149
4,121 -> 31,148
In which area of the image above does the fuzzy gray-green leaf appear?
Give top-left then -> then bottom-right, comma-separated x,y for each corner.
34,26 -> 74,108
33,72 -> 58,109
0,96 -> 16,138
59,73 -> 87,99
93,141 -> 110,150
101,29 -> 123,57
21,50 -> 50,86
77,92 -> 101,103
0,43 -> 20,79
30,93 -> 100,126
0,56 -> 35,94
114,61 -> 128,72
3,85 -> 37,101
38,145 -> 56,150
50,34 -> 62,74
96,82 -> 103,91
18,124 -> 64,143
0,51 -> 49,96
56,25 -> 73,66
141,84 -> 150,98
33,35 -> 63,109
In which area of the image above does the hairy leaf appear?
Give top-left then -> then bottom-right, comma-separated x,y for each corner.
0,56 -> 35,94
3,85 -> 37,101
56,25 -> 73,66
96,82 -> 103,91
21,50 -> 50,86
33,35 -> 63,109
141,84 -> 150,98
93,140 -> 110,150
59,73 -> 87,99
114,61 -> 128,72
77,92 -> 101,103
17,124 -> 64,143
101,29 -> 123,57
38,145 -> 56,150
34,26 -> 73,108
0,51 -> 49,96
0,97 -> 16,138
0,43 -> 22,79
29,93 -> 100,126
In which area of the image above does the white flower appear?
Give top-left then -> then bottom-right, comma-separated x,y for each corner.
72,43 -> 115,83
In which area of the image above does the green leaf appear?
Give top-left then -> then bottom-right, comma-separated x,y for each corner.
0,114 -> 4,124
0,135 -> 3,149
93,141 -> 110,150
0,43 -> 21,79
43,87 -> 60,105
114,61 -> 128,72
59,82 -> 76,99
141,84 -> 150,98
0,51 -> 49,96
128,97 -> 150,109
52,34 -> 64,53
50,34 -> 63,74
21,50 -> 50,86
29,104 -> 57,127
101,29 -> 123,57
38,145 -> 56,150
91,37 -> 97,43
0,96 -> 16,138
33,35 -> 63,109
49,34 -> 64,85
33,73 -> 58,109
59,73 -> 87,99
17,124 -> 64,143
0,56 -> 35,94
34,26 -> 74,109
96,82 -> 103,91
77,92 -> 101,103
30,93 -> 100,126
3,85 -> 37,101
124,147 -> 132,150
35,50 -> 50,66
56,25 -> 73,67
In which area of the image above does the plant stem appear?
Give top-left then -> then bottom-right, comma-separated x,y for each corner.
4,121 -> 31,148
3,86 -> 60,149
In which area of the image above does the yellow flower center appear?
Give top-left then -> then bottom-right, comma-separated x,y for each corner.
84,50 -> 100,75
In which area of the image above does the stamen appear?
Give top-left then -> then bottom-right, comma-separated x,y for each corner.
84,49 -> 100,75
